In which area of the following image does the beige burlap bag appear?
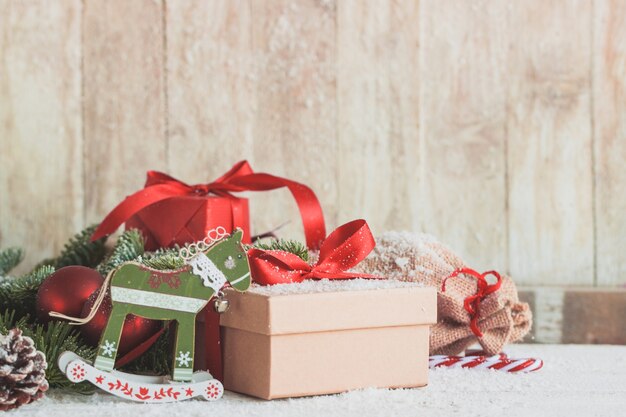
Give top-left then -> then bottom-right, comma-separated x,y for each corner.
354,231 -> 532,356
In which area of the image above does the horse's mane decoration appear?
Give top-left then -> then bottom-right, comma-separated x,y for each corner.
182,227 -> 232,291
55,227 -> 251,403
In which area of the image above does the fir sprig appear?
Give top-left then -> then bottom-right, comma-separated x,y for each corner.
140,247 -> 184,270
0,310 -> 96,394
39,224 -> 107,270
30,321 -> 96,393
250,238 -> 309,262
0,266 -> 55,320
141,253 -> 184,270
0,247 -> 24,276
97,229 -> 145,276
0,310 -> 27,336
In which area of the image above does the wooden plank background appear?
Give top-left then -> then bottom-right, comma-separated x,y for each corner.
0,0 -> 623,287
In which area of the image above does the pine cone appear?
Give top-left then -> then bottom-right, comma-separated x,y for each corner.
0,329 -> 49,411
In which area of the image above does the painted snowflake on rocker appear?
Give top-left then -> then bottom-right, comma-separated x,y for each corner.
100,340 -> 117,357
176,351 -> 192,367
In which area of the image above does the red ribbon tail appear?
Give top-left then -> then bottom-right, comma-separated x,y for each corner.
91,183 -> 191,241
115,323 -> 170,368
229,173 -> 326,249
144,170 -> 192,187
212,160 -> 254,183
468,300 -> 483,337
248,219 -> 380,285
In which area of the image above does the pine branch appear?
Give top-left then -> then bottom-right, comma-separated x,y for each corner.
0,266 -> 55,320
97,229 -> 145,276
0,309 -> 97,394
38,225 -> 107,270
30,321 -> 96,393
139,247 -> 184,270
0,310 -> 28,334
0,247 -> 24,276
139,238 -> 310,270
141,253 -> 184,270
251,238 -> 309,261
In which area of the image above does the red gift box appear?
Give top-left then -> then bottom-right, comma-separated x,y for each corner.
92,161 -> 325,251
125,195 -> 250,250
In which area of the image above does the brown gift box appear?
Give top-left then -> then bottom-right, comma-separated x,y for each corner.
218,282 -> 437,399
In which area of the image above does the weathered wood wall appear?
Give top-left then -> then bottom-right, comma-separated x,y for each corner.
1,0 -> 624,286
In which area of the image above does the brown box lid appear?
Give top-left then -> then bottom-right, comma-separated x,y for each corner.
220,283 -> 436,335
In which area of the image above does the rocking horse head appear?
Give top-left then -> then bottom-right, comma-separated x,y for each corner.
181,227 -> 251,293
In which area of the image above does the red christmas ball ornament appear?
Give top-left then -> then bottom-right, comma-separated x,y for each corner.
80,292 -> 161,356
36,266 -> 104,323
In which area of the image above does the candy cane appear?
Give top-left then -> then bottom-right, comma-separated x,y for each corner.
429,353 -> 543,373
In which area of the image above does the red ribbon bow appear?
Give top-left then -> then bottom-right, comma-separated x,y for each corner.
248,219 -> 380,285
441,268 -> 502,338
91,161 -> 326,249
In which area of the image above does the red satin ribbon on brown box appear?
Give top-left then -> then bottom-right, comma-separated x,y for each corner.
248,219 -> 381,284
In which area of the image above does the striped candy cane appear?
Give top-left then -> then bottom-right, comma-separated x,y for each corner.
429,352 -> 543,373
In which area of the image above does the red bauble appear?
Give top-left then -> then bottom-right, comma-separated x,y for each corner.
36,266 -> 104,323
80,292 -> 161,356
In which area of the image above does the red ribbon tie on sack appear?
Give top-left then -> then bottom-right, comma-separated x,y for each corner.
441,268 -> 502,338
91,160 -> 326,250
248,219 -> 381,285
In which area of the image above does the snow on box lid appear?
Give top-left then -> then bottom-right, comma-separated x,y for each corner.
220,279 -> 437,336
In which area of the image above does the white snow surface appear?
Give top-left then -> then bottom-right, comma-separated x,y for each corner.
247,278 -> 422,296
16,344 -> 626,417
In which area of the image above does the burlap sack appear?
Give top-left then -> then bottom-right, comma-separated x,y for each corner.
354,231 -> 532,356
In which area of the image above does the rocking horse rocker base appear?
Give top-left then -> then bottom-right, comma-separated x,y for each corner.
58,352 -> 224,403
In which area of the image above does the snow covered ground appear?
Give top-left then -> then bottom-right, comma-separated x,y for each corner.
15,344 -> 626,417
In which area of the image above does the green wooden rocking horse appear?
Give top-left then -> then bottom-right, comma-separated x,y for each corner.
54,227 -> 251,385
